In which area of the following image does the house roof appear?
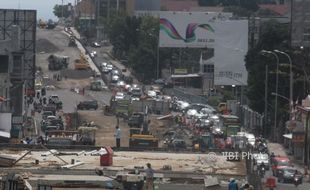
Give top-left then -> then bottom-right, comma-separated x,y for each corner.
160,0 -> 198,11
258,4 -> 289,16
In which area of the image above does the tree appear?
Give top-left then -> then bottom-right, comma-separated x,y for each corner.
53,4 -> 71,18
245,20 -> 289,114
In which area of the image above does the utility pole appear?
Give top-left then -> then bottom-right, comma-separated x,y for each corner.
61,0 -> 64,19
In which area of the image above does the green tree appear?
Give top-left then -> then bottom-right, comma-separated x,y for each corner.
245,20 -> 289,114
53,4 -> 71,18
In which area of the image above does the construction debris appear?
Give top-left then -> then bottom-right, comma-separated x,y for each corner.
61,161 -> 84,169
41,149 -> 59,157
0,155 -> 16,167
204,176 -> 219,187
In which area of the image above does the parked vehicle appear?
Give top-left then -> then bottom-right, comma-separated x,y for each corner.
77,100 -> 98,110
277,167 -> 303,183
272,156 -> 292,177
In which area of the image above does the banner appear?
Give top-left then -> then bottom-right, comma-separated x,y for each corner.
159,12 -> 248,86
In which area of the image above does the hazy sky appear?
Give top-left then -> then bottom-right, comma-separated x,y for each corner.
0,0 -> 75,20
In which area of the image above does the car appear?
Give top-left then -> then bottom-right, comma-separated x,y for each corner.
91,42 -> 101,48
277,167 -> 303,183
77,100 -> 98,110
100,62 -> 107,69
115,92 -> 125,100
131,88 -> 142,98
147,90 -> 157,98
107,64 -> 113,71
49,95 -> 59,102
116,81 -> 126,88
102,66 -> 109,73
90,50 -> 97,57
42,111 -> 54,120
112,75 -> 120,83
112,69 -> 120,76
272,156 -> 292,177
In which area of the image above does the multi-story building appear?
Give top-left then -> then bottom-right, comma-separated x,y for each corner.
0,9 -> 36,140
291,0 -> 310,47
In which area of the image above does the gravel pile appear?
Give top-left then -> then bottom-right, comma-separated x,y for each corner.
36,39 -> 60,53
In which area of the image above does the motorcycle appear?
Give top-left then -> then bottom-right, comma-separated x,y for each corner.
293,175 -> 302,187
259,166 -> 265,178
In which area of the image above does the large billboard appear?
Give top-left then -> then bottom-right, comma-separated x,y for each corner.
159,12 -> 248,86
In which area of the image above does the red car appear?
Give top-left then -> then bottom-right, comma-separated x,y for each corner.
271,156 -> 292,177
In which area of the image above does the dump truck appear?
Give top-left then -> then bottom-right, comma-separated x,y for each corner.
48,54 -> 69,71
74,53 -> 90,70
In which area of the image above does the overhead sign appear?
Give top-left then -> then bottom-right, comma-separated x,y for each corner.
174,68 -> 188,74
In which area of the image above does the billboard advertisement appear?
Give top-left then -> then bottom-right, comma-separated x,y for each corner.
159,12 -> 248,86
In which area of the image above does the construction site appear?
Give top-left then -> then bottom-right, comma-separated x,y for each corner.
0,8 -> 251,190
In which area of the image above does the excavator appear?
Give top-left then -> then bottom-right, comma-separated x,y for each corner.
129,106 -> 159,148
74,53 -> 90,70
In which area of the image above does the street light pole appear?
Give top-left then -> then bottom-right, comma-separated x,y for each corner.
274,50 -> 293,122
157,40 -> 159,79
261,50 -> 279,141
264,64 -> 268,137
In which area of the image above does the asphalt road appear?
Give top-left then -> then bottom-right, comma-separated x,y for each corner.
262,167 -> 310,189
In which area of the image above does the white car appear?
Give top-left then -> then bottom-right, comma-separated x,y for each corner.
117,81 -> 126,88
112,75 -> 119,82
147,90 -> 156,98
102,66 -> 109,73
115,92 -> 125,100
90,51 -> 97,57
107,64 -> 113,71
100,62 -> 107,68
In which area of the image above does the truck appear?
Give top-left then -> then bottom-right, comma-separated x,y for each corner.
47,54 -> 69,71
219,115 -> 241,137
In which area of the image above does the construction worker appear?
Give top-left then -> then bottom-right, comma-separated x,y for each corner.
145,163 -> 155,190
114,126 -> 121,149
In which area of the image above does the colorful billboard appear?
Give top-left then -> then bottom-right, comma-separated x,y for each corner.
159,12 -> 248,86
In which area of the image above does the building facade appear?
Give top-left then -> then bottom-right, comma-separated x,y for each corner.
291,0 -> 310,47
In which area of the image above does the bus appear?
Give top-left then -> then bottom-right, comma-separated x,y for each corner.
219,115 -> 241,137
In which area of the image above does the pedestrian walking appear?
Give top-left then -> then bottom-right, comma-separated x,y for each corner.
114,126 -> 121,149
145,163 -> 155,190
228,178 -> 239,190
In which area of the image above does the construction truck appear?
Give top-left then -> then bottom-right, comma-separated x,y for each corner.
68,35 -> 77,47
38,19 -> 46,29
48,54 -> 69,71
74,53 -> 90,70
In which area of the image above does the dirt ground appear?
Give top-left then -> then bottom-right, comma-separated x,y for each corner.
78,111 -> 129,147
